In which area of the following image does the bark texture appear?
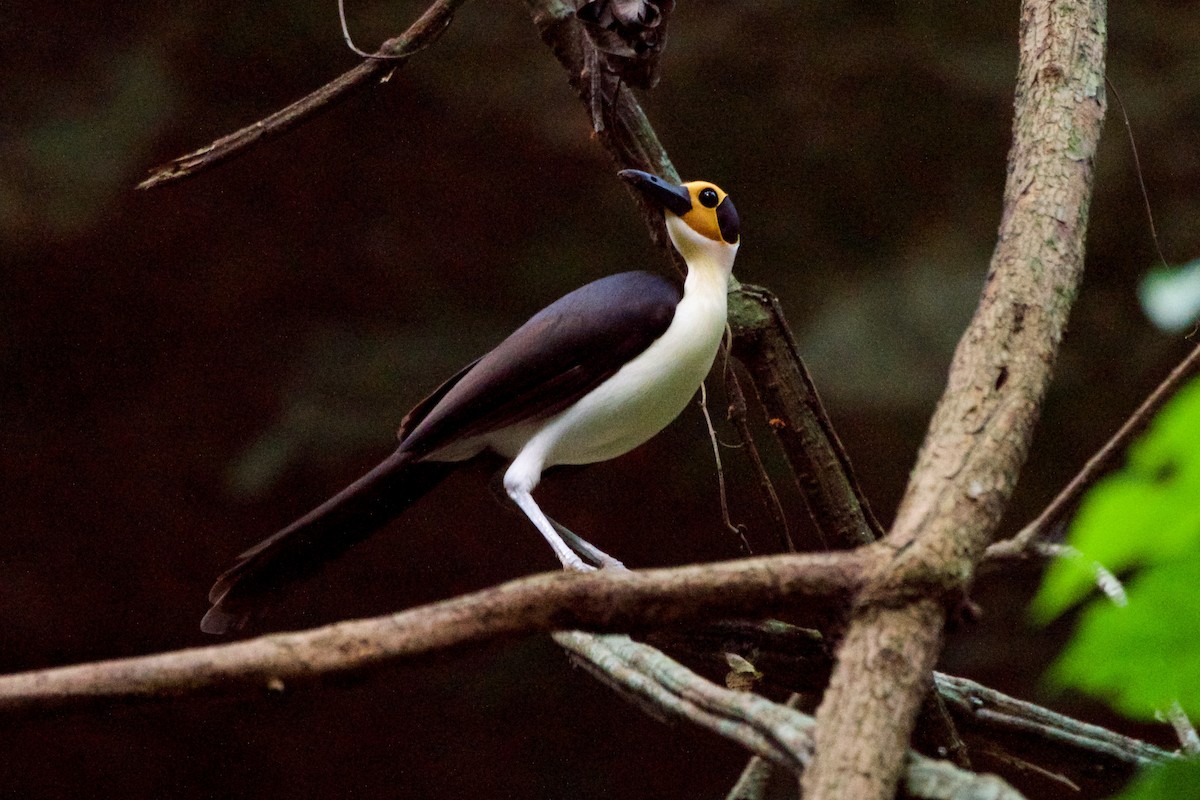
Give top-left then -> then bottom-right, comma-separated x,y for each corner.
0,551 -> 866,715
802,2 -> 1107,798
729,285 -> 882,549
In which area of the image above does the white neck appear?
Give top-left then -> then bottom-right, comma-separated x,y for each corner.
666,215 -> 738,295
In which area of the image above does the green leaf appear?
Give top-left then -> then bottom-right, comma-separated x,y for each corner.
1032,377 -> 1200,621
1109,758 -> 1200,800
1047,550 -> 1200,720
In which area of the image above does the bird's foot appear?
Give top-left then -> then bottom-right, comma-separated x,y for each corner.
563,557 -> 598,573
548,518 -> 627,571
562,557 -> 630,573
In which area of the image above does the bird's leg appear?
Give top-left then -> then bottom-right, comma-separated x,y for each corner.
489,466 -> 623,570
549,518 -> 628,571
506,486 -> 596,572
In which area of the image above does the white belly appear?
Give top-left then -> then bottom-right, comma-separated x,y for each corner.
500,280 -> 728,468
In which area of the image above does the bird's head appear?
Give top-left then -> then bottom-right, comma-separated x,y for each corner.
619,169 -> 740,273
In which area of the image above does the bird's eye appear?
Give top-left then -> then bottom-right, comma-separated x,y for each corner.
698,187 -> 719,208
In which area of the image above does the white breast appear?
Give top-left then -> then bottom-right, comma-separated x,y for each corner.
501,268 -> 729,469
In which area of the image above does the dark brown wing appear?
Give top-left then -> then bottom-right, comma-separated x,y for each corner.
397,357 -> 482,441
398,271 -> 681,459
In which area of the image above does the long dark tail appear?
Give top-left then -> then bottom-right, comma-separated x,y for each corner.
201,449 -> 458,634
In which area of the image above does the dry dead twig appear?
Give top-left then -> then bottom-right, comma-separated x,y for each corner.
138,0 -> 469,189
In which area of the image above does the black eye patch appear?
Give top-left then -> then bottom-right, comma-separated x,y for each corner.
716,196 -> 740,244
698,187 -> 719,208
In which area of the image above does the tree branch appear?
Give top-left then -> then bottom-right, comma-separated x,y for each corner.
802,1 -> 1108,798
987,340 -> 1200,561
649,618 -> 1173,789
725,364 -> 796,554
556,632 -> 1027,800
0,552 -> 866,716
1164,701 -> 1200,756
982,671 -> 1147,765
725,752 -> 787,800
933,672 -> 1177,793
137,0 -> 469,189
555,632 -> 813,773
729,285 -> 883,549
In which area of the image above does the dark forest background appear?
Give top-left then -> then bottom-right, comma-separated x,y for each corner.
3,1 -> 1198,797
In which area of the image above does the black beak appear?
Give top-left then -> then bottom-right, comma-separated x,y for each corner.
618,169 -> 693,217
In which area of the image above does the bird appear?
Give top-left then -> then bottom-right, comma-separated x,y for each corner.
201,169 -> 741,634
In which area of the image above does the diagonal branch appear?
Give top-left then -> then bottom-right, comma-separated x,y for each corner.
802,1 -> 1108,798
138,0 -> 469,189
725,365 -> 796,553
557,632 -> 1027,800
650,618 -> 1174,791
556,632 -> 813,773
933,673 -> 1176,769
729,285 -> 883,548
987,340 -> 1200,561
0,551 -> 866,716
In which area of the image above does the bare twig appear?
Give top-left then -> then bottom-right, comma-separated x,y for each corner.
339,0 -> 411,59
1163,701 -> 1200,756
934,673 -> 1173,769
979,749 -> 1082,794
987,341 -> 1200,561
700,380 -> 752,552
914,687 -> 973,770
725,364 -> 796,554
1106,76 -> 1171,270
725,754 -> 783,800
901,754 -> 1026,800
0,552 -> 867,716
724,693 -> 806,800
138,0 -> 468,189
